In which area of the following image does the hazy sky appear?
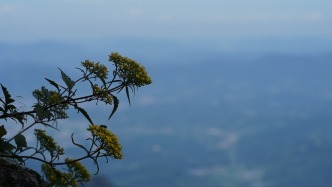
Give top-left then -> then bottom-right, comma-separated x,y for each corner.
1,0 -> 332,44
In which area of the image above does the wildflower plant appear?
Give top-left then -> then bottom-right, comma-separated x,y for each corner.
0,52 -> 152,186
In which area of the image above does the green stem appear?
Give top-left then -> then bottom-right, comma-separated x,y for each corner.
0,83 -> 124,120
0,147 -> 102,166
7,121 -> 38,143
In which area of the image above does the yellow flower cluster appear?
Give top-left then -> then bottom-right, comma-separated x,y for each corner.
109,52 -> 152,87
49,91 -> 68,109
34,129 -> 64,158
91,84 -> 113,104
87,124 -> 123,159
49,92 -> 61,103
33,87 -> 64,106
65,158 -> 91,182
33,88 -> 68,120
42,160 -> 90,187
81,60 -> 108,79
42,163 -> 66,186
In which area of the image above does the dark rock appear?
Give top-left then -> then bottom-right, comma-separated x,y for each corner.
0,158 -> 44,187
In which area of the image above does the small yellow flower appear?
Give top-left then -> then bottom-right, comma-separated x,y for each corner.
87,124 -> 123,159
109,52 -> 152,87
34,129 -> 64,158
42,159 -> 90,187
81,60 -> 108,79
65,158 -> 91,182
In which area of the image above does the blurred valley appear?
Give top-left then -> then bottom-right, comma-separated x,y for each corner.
1,40 -> 332,187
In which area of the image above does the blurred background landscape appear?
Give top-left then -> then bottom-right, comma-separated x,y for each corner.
1,0 -> 332,187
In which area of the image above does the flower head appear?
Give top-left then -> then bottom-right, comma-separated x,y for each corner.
109,52 -> 152,87
87,124 -> 123,159
42,159 -> 90,187
34,129 -> 64,159
81,60 -> 108,79
65,158 -> 91,182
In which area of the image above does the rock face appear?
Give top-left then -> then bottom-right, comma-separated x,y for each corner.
0,158 -> 44,187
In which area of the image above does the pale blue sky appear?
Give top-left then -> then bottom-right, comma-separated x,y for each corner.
1,0 -> 332,45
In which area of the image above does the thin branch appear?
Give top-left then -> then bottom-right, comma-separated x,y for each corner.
0,147 -> 102,166
7,121 -> 38,143
0,83 -> 124,120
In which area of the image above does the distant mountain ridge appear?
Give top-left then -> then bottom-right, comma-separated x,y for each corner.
1,40 -> 332,187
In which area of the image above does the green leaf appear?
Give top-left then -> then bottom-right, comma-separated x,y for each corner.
34,104 -> 52,120
59,68 -> 75,91
0,84 -> 16,113
125,86 -> 131,106
0,139 -> 15,152
6,104 -> 16,111
0,125 -> 7,138
76,106 -> 93,124
0,84 -> 15,104
108,95 -> 119,120
14,134 -> 27,148
14,113 -> 25,126
45,78 -> 60,92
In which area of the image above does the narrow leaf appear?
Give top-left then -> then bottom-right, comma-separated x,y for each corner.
0,125 -> 7,138
98,75 -> 107,87
34,104 -> 52,120
108,95 -> 119,120
1,84 -> 15,104
59,68 -> 75,90
45,78 -> 60,92
76,106 -> 93,124
14,134 -> 27,148
125,86 -> 131,106
40,122 -> 59,130
71,133 -> 89,153
15,113 -> 25,127
6,104 -> 16,110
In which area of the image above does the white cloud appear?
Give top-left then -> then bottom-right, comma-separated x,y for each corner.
0,5 -> 15,15
305,12 -> 325,21
217,133 -> 239,150
203,128 -> 240,150
127,7 -> 144,16
188,166 -> 226,177
151,144 -> 162,153
188,166 -> 264,187
157,14 -> 173,22
137,95 -> 158,106
194,8 -> 328,25
205,127 -> 224,136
